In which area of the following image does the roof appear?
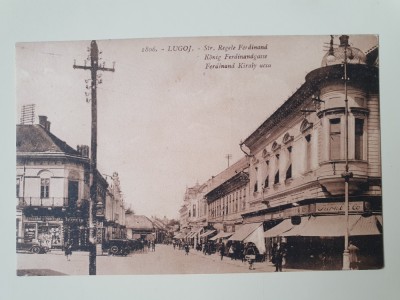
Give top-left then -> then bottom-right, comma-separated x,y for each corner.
151,218 -> 168,230
17,124 -> 80,156
125,215 -> 154,230
242,64 -> 378,148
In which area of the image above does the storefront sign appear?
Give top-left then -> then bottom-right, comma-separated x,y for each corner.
316,201 -> 364,213
26,216 -> 62,222
65,217 -> 85,223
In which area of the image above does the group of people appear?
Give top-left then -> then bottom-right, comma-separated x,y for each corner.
147,240 -> 156,252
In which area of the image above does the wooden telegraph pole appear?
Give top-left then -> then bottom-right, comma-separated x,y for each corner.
74,40 -> 115,275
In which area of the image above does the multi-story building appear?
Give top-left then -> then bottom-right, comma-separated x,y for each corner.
16,116 -> 109,251
205,157 -> 250,235
183,182 -> 208,247
104,172 -> 126,241
240,35 -> 382,269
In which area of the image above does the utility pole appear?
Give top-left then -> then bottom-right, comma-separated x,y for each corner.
73,40 -> 115,275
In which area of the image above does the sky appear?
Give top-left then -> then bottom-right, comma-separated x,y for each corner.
15,35 -> 378,219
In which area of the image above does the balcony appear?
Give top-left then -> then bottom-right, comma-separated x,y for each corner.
17,197 -> 69,208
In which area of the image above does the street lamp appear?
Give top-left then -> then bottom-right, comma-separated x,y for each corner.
327,35 -> 354,270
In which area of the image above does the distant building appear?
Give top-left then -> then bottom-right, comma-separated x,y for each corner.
205,157 -> 250,234
104,172 -> 126,240
125,214 -> 154,240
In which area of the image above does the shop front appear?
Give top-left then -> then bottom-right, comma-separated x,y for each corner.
22,216 -> 64,249
260,201 -> 383,270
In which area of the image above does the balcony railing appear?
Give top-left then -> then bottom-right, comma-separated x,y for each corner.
17,197 -> 69,207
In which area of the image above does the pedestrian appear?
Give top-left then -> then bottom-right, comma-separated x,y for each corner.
173,240 -> 176,250
245,245 -> 256,270
152,241 -> 156,252
184,243 -> 190,255
273,243 -> 285,272
220,242 -> 225,260
229,244 -> 235,260
64,240 -> 72,261
348,241 -> 360,270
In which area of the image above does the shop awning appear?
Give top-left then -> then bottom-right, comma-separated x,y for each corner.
229,223 -> 266,254
173,232 -> 185,239
199,230 -> 216,238
228,223 -> 263,241
264,219 -> 295,238
209,231 -> 234,241
186,227 -> 203,239
281,215 -> 383,237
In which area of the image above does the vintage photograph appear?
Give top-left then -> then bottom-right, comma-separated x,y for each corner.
15,34 -> 382,276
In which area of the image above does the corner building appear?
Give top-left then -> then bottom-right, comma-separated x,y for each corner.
241,36 -> 382,269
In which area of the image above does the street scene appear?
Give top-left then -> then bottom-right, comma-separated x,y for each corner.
17,243 -> 304,276
16,35 -> 382,276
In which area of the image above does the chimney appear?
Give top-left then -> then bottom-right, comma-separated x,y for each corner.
339,35 -> 350,47
77,145 -> 90,158
38,115 -> 51,131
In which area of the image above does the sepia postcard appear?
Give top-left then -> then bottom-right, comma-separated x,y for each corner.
15,34 -> 382,276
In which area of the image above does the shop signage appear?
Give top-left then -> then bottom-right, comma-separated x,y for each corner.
315,201 -> 364,213
65,217 -> 85,223
26,216 -> 62,222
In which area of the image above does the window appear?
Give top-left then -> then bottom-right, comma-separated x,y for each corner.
355,118 -> 364,160
193,204 -> 196,217
264,160 -> 270,188
274,170 -> 280,184
264,176 -> 269,188
254,167 -> 259,192
305,134 -> 312,171
16,178 -> 20,197
329,118 -> 341,160
40,178 -> 50,198
274,154 -> 280,184
286,146 -> 292,180
68,180 -> 79,207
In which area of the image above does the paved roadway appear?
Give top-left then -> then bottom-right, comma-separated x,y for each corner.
17,244 -> 299,276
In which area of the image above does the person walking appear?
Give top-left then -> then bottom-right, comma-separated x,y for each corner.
274,243 -> 285,272
64,240 -> 72,261
245,245 -> 256,270
348,241 -> 360,270
184,243 -> 190,255
220,242 -> 226,260
229,244 -> 235,260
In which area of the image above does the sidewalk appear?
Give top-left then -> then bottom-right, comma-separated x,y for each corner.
189,249 -> 303,272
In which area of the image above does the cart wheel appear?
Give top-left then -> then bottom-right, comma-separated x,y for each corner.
31,246 -> 40,254
110,245 -> 119,254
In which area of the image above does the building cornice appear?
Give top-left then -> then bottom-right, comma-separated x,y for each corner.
243,64 -> 378,149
